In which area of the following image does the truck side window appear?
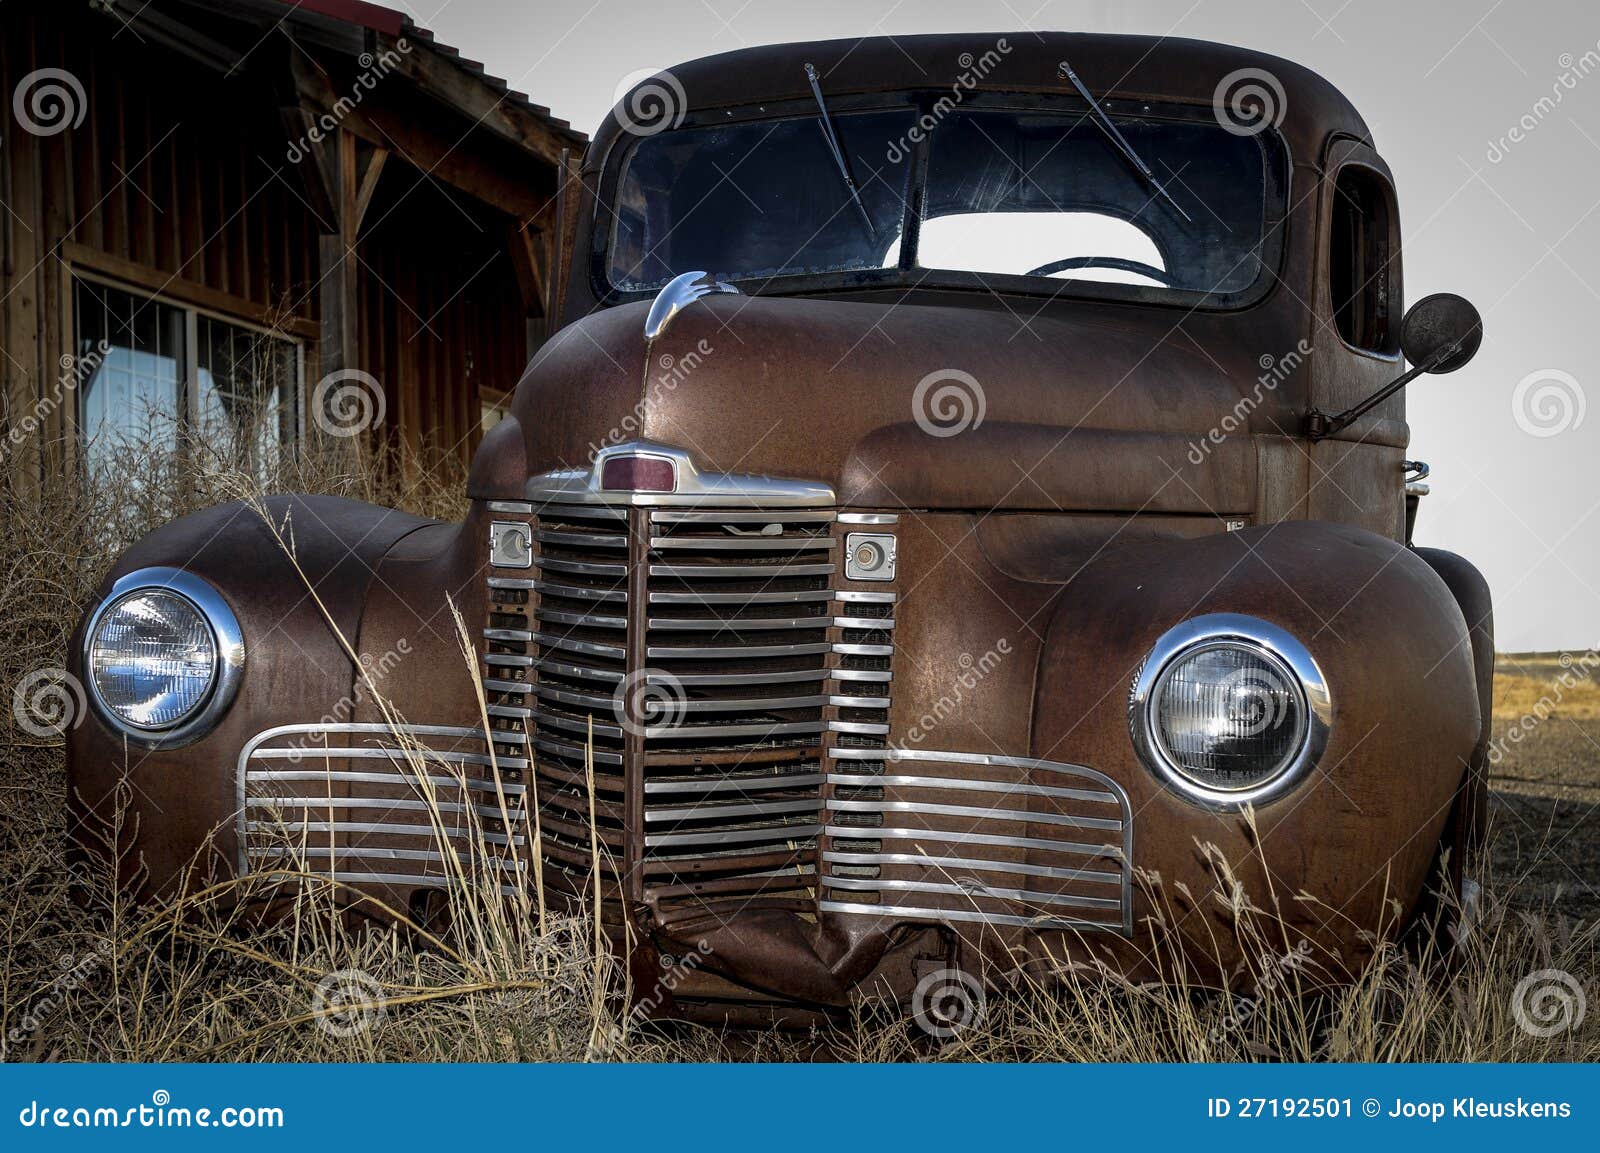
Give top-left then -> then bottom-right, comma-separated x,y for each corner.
1329,166 -> 1398,354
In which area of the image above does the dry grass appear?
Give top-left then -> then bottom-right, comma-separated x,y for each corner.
1,432 -> 1595,1062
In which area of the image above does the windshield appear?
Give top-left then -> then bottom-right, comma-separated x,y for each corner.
604,100 -> 1281,305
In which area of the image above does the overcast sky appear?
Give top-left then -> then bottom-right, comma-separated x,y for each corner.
400,0 -> 1598,653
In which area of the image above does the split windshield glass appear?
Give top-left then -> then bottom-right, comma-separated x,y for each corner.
605,101 -> 1278,304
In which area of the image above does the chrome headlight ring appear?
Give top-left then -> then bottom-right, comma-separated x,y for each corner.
81,566 -> 244,749
1129,613 -> 1331,809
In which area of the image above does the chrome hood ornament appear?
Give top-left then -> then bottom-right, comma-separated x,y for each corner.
643,271 -> 740,341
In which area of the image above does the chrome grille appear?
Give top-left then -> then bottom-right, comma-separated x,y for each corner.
819,749 -> 1133,934
485,501 -> 627,884
486,499 -> 841,922
236,722 -> 529,895
638,507 -> 835,924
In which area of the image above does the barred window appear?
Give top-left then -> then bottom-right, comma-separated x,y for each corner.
73,277 -> 302,477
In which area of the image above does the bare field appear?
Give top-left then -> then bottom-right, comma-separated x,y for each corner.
1487,657 -> 1600,922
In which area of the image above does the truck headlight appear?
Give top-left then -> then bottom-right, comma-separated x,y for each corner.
1130,614 -> 1329,807
83,567 -> 243,746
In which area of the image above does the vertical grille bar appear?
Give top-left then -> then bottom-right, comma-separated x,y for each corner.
622,506 -> 651,904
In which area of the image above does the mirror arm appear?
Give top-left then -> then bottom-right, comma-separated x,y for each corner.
1303,342 -> 1458,441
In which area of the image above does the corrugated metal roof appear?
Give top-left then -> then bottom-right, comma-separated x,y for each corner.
283,0 -> 584,142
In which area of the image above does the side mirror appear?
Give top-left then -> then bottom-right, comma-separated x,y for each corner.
1306,292 -> 1484,440
1400,293 -> 1483,374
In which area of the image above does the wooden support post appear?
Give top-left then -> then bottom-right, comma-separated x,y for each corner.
316,126 -> 358,385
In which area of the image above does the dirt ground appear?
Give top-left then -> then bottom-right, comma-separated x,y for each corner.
1487,654 -> 1600,921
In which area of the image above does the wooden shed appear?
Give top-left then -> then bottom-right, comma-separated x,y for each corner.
0,0 -> 584,483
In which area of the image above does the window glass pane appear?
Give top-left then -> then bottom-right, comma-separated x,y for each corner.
608,110 -> 913,290
923,110 -> 1271,296
74,279 -> 183,474
194,314 -> 298,478
73,277 -> 301,479
1330,167 -> 1396,353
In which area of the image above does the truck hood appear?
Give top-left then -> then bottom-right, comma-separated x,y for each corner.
492,292 -> 1256,515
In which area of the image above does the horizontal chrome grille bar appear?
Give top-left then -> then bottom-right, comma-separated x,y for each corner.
828,668 -> 892,683
536,502 -> 628,521
646,823 -> 824,848
650,509 -> 836,524
531,632 -> 626,660
245,820 -> 524,847
828,799 -> 1122,832
645,771 -> 825,795
251,769 -> 525,796
645,720 -> 825,739
823,850 -> 1121,886
534,684 -> 614,711
822,875 -> 1121,911
533,659 -> 623,684
248,747 -> 507,770
244,866 -> 521,896
837,512 -> 899,525
647,615 -> 830,632
650,562 -> 836,578
649,537 -> 835,552
819,901 -> 1114,931
532,713 -> 620,740
484,627 -> 533,643
648,641 -> 832,659
645,798 -> 822,822
249,846 -> 525,871
485,653 -> 534,668
669,694 -> 829,712
535,607 -> 627,629
832,642 -> 893,657
481,678 -> 532,694
827,694 -> 891,709
533,735 -> 622,766
247,796 -> 525,822
826,773 -> 1120,805
535,556 -> 628,578
529,580 -> 627,603
534,528 -> 627,548
647,589 -> 834,605
656,669 -> 827,686
825,824 -> 1121,859
828,720 -> 891,735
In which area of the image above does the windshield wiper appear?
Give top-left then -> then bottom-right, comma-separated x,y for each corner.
1057,60 -> 1193,224
804,62 -> 876,239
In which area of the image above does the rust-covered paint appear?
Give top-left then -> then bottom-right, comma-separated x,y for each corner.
66,31 -> 1493,1019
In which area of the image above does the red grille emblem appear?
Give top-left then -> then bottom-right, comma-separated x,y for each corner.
600,454 -> 676,492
